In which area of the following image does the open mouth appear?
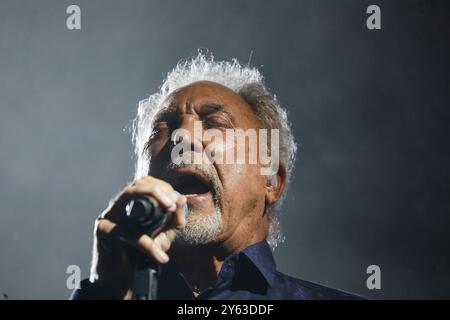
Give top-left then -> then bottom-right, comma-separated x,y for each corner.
171,172 -> 212,196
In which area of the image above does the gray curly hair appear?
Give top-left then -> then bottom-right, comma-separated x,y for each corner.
132,52 -> 297,248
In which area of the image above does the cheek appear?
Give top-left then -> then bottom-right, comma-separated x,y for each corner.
149,137 -> 174,163
149,138 -> 167,155
219,163 -> 266,202
204,133 -> 263,175
147,139 -> 172,174
218,165 -> 267,228
203,132 -> 234,164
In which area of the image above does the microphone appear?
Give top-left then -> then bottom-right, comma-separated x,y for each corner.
125,191 -> 189,238
124,190 -> 189,300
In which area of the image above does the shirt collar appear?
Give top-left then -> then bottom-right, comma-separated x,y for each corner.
158,240 -> 277,299
239,240 -> 277,287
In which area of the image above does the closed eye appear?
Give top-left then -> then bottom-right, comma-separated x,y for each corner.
203,116 -> 234,129
148,122 -> 170,141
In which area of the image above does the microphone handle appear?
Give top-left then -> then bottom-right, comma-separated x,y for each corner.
125,192 -> 186,300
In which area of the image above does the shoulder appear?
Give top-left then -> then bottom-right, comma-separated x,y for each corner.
271,271 -> 365,300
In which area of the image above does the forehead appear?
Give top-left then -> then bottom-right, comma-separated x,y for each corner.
161,81 -> 259,125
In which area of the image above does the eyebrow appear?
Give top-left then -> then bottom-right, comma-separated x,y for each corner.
153,103 -> 237,126
197,103 -> 237,126
152,105 -> 177,125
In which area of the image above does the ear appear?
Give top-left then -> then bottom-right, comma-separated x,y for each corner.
265,162 -> 287,208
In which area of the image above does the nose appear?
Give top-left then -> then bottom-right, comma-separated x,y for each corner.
171,115 -> 203,154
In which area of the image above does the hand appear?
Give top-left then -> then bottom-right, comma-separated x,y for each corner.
89,176 -> 187,298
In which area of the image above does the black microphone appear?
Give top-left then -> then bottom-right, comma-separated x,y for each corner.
125,197 -> 172,238
125,191 -> 189,237
124,191 -> 188,300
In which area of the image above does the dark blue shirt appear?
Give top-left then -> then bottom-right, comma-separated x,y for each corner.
71,241 -> 361,300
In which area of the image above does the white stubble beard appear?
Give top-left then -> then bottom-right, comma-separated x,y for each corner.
175,201 -> 222,246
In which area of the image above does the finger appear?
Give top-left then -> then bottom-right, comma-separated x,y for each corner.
138,176 -> 177,200
153,232 -> 173,252
172,195 -> 187,230
96,218 -> 118,236
97,217 -> 175,266
95,218 -> 128,253
130,184 -> 177,211
134,234 -> 170,264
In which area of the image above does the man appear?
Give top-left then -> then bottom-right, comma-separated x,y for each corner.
71,53 -> 360,300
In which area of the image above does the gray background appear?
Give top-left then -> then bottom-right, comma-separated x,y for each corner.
0,0 -> 449,299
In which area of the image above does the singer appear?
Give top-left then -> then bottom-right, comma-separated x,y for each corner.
71,52 -> 360,300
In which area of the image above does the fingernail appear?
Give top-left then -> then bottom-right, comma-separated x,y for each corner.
158,250 -> 169,263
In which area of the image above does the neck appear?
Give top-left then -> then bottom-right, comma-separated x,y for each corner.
169,233 -> 267,295
169,243 -> 226,295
